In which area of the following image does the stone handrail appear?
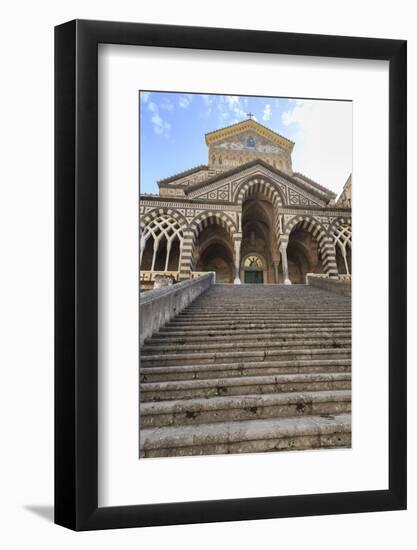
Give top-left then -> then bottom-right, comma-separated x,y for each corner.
140,270 -> 180,282
139,272 -> 216,345
306,273 -> 351,297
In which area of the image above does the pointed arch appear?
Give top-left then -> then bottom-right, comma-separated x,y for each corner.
140,213 -> 185,272
283,215 -> 338,278
330,218 -> 352,275
140,207 -> 188,232
189,211 -> 238,241
234,177 -> 286,208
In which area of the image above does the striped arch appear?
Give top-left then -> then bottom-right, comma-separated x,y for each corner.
283,216 -> 328,245
283,216 -> 338,278
189,211 -> 238,241
139,213 -> 186,272
140,207 -> 188,232
188,211 -> 238,272
234,177 -> 285,208
330,217 -> 352,248
330,218 -> 352,275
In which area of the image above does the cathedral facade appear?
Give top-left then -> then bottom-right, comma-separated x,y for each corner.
140,119 -> 352,288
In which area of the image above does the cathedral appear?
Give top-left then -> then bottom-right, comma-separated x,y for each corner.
139,118 -> 351,288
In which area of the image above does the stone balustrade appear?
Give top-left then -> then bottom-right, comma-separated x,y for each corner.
306,273 -> 351,297
139,272 -> 216,345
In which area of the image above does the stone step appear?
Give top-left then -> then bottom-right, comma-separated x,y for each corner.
162,320 -> 351,332
139,413 -> 352,457
178,311 -> 351,318
141,338 -> 351,355
140,389 -> 352,428
146,328 -> 351,345
140,347 -> 350,367
151,326 -> 351,344
185,303 -> 351,309
168,320 -> 351,329
140,358 -> 351,382
140,372 -> 351,401
184,298 -> 350,305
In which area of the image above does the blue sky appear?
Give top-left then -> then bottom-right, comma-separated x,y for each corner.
139,92 -> 352,195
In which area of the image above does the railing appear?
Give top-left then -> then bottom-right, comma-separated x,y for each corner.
139,272 -> 215,344
306,273 -> 351,296
140,270 -> 180,283
305,273 -> 351,281
190,271 -> 209,279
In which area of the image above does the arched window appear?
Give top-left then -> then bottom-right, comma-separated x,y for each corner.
243,255 -> 264,269
246,136 -> 256,148
331,223 -> 352,275
140,215 -> 184,272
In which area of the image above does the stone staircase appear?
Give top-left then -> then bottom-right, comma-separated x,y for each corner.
139,284 -> 351,458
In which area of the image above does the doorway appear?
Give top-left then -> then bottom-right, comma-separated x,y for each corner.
244,270 -> 263,284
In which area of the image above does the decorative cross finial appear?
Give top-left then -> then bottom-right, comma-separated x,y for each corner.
246,112 -> 254,120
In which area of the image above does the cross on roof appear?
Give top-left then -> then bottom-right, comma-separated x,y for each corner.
246,112 -> 254,120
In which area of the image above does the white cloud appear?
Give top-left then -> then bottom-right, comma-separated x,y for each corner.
281,99 -> 352,193
202,94 -> 213,106
147,101 -> 170,137
160,99 -> 174,112
141,91 -> 151,102
178,94 -> 193,108
151,113 -> 171,136
148,101 -> 158,113
262,103 -> 272,121
218,95 -> 246,125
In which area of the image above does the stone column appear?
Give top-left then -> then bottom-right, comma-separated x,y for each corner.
234,238 -> 242,284
322,237 -> 339,279
272,260 -> 280,284
178,231 -> 194,280
164,239 -> 172,272
341,245 -> 350,275
139,235 -> 146,268
280,241 -> 291,285
150,237 -> 160,272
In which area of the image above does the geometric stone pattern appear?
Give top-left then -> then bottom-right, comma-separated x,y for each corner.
140,119 -> 351,282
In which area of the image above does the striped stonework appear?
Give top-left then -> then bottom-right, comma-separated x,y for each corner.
283,215 -> 339,278
178,230 -> 195,280
320,237 -> 339,278
235,177 -> 284,208
189,211 -> 238,241
139,120 -> 351,285
284,215 -> 328,249
140,207 -> 188,232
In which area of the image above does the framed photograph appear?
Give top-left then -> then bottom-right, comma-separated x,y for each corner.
55,20 -> 406,530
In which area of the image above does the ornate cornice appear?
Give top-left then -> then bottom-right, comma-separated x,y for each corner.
140,198 -> 241,212
205,119 -> 294,152
185,159 -> 333,203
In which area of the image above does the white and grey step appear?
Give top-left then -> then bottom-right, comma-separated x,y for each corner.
150,326 -> 351,344
139,284 -> 351,455
166,323 -> 351,332
140,338 -> 351,355
161,321 -> 351,332
146,329 -> 351,345
140,372 -> 351,401
140,389 -> 352,428
140,347 -> 351,367
176,312 -> 351,319
140,358 -> 351,382
139,413 -> 352,457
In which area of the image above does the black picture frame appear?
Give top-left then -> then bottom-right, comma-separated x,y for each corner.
55,19 -> 407,531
